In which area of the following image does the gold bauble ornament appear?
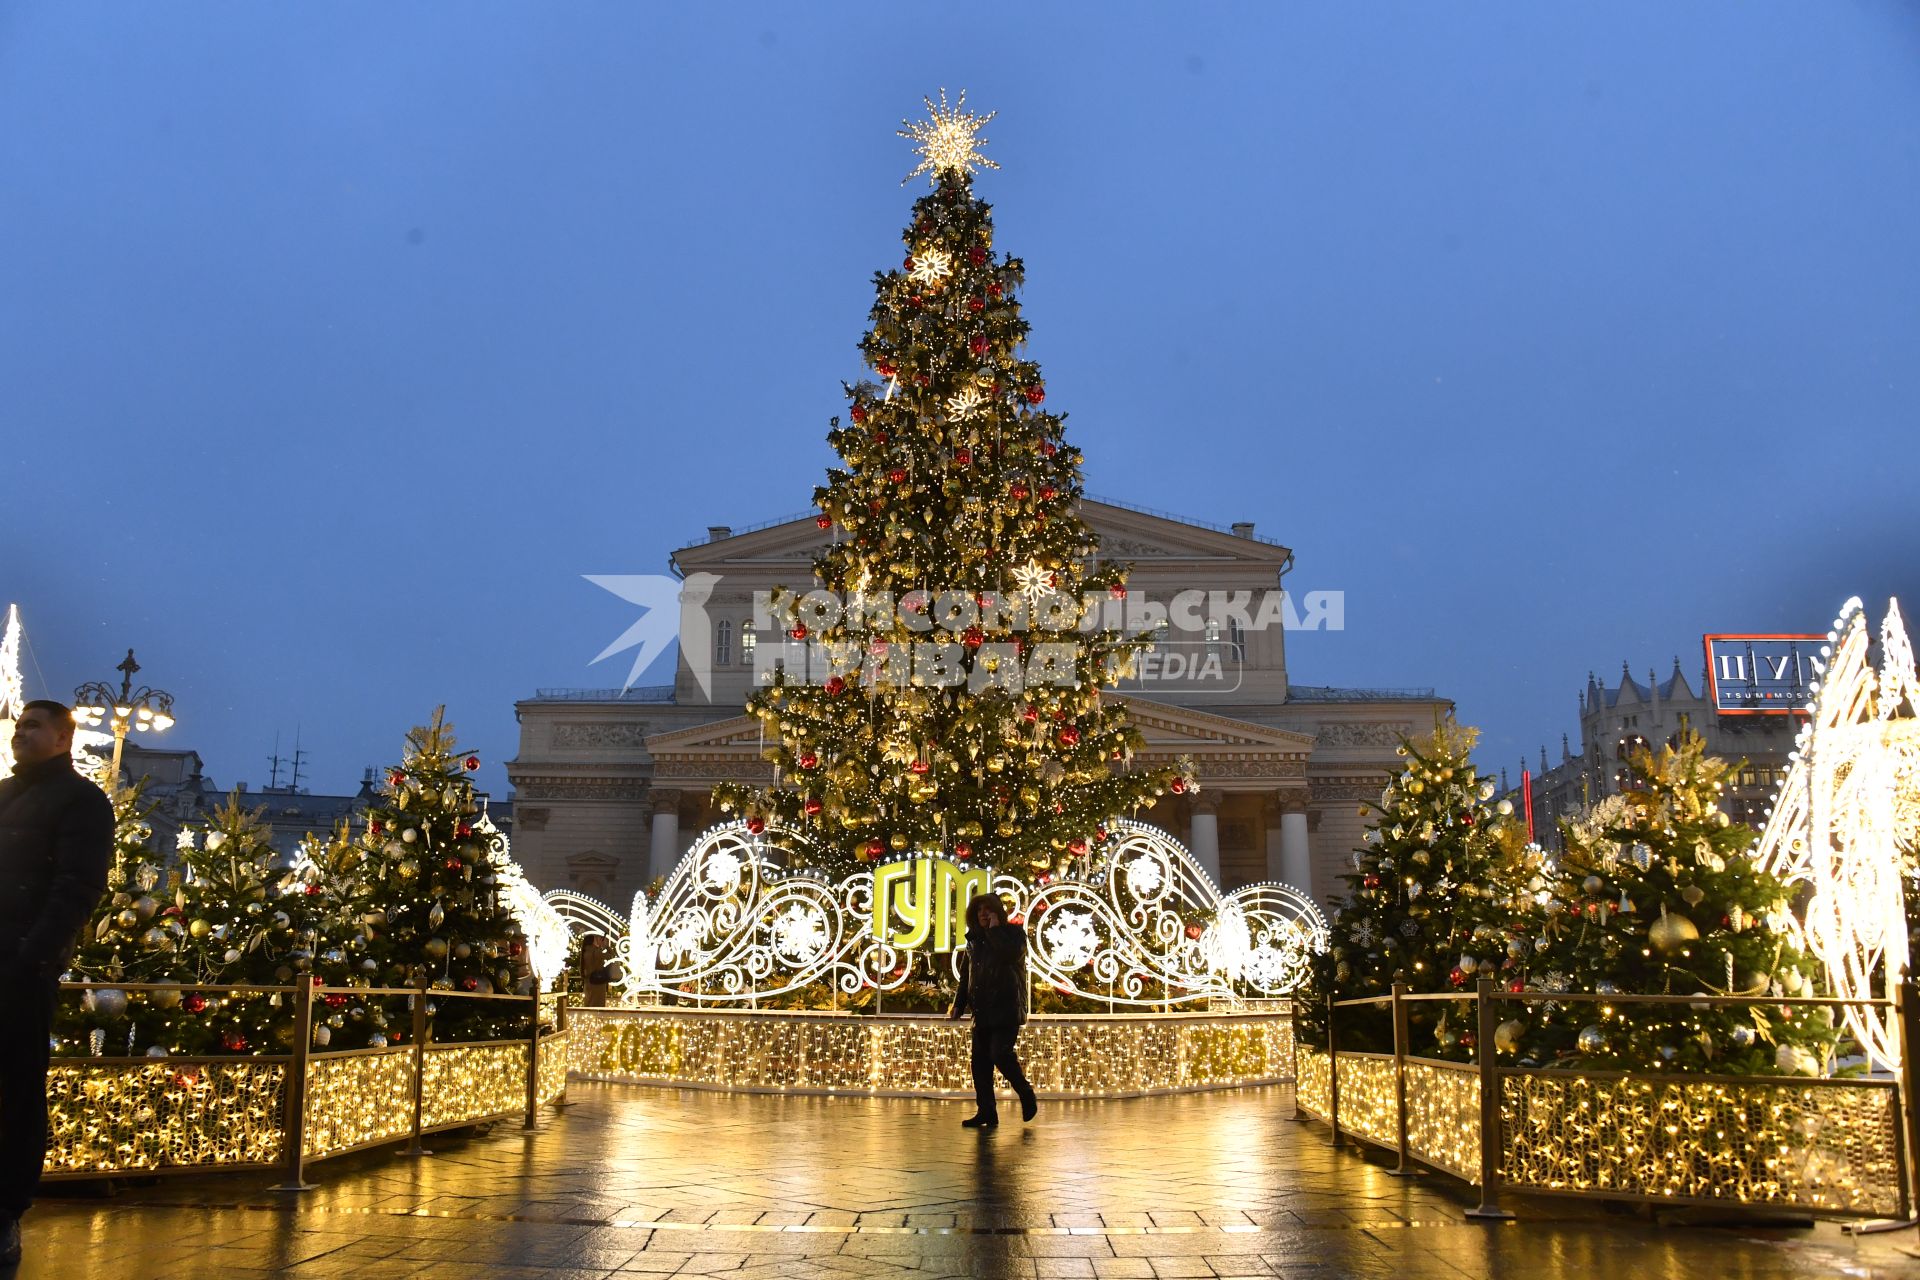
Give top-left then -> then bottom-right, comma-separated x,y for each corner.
423,937 -> 449,961
889,833 -> 909,850
1648,909 -> 1700,953
188,918 -> 211,939
133,896 -> 159,920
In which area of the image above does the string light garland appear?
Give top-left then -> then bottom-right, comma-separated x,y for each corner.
567,1006 -> 1293,1098
302,1049 -> 414,1157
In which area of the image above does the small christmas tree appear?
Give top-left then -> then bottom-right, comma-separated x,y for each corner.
1511,732 -> 1835,1074
281,821 -> 391,1050
358,708 -> 530,1042
1300,719 -> 1529,1055
712,93 -> 1177,879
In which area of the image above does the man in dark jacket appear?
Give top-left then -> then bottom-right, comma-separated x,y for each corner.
947,893 -> 1038,1128
0,701 -> 113,1263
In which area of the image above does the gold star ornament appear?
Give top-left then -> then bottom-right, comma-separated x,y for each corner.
898,88 -> 999,185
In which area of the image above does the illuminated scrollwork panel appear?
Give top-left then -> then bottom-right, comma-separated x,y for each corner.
45,1061 -> 287,1174
304,1049 -> 415,1158
545,819 -> 1327,1007
1755,597 -> 1920,1070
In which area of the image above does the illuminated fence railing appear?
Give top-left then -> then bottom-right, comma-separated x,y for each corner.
1294,982 -> 1914,1221
568,1004 -> 1294,1098
44,981 -> 571,1186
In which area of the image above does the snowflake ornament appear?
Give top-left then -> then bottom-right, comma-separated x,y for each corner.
1011,561 -> 1053,604
945,386 -> 989,422
1124,852 -> 1165,898
771,904 -> 829,962
1042,907 -> 1099,970
702,849 -> 743,890
908,248 -> 953,287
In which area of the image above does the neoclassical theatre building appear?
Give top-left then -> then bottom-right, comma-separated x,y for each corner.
507,500 -> 1449,911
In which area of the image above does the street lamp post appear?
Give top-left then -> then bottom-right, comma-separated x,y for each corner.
74,649 -> 174,790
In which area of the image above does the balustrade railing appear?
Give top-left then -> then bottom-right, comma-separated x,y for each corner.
45,979 -> 571,1188
1295,978 -> 1919,1222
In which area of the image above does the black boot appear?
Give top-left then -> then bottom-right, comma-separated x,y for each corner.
1020,1091 -> 1038,1122
961,1113 -> 998,1128
0,1216 -> 20,1266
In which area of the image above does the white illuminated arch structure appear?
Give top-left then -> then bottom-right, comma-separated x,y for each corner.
1755,597 -> 1920,1071
542,818 -> 1328,1007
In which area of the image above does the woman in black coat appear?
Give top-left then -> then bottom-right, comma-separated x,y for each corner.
947,893 -> 1038,1127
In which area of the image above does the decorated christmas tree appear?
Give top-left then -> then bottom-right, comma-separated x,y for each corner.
1300,719 -> 1530,1054
63,792 -> 298,1056
1510,732 -> 1836,1074
713,91 -> 1182,878
358,708 -> 531,1042
281,820 -> 391,1050
58,783 -> 172,1056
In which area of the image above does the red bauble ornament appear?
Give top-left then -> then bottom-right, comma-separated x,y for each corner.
968,297 -> 985,314
876,361 -> 896,377
815,515 -> 833,529
908,295 -> 924,309
461,976 -> 480,991
969,334 -> 988,355
869,638 -> 890,656
1185,923 -> 1204,941
909,759 -> 931,776
969,246 -> 987,266
872,429 -> 889,444
370,820 -> 385,835
803,798 -> 823,817
961,625 -> 984,648
1449,967 -> 1468,988
1022,706 -> 1040,722
798,752 -> 818,770
954,448 -> 973,466
1363,874 -> 1382,889
1460,812 -> 1475,826
1058,727 -> 1080,746
1040,441 -> 1057,456
1109,584 -> 1127,599
954,841 -> 972,859
1170,777 -> 1188,794
464,755 -> 480,772
987,281 -> 1002,298
324,994 -> 348,1010
863,837 -> 886,860
388,770 -> 406,789
824,676 -> 847,695
903,255 -> 915,270
1069,838 -> 1087,855
915,373 -> 931,386
456,823 -> 472,838
789,624 -> 808,640
746,816 -> 766,834
444,857 -> 462,870
509,940 -> 524,956
850,404 -> 868,423
1009,483 -> 1030,500
1025,384 -> 1046,403
183,994 -> 207,1014
304,883 -> 320,896
888,467 -> 908,485
1040,486 -> 1057,501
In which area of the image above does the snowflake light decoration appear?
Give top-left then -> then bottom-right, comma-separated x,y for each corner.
702,849 -> 743,890
1124,851 -> 1165,898
1042,907 -> 1100,970
908,248 -> 953,287
1011,561 -> 1053,606
898,88 -> 998,185
771,903 -> 829,962
945,386 -> 988,422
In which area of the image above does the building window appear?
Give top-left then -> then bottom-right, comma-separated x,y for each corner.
715,620 -> 732,666
1228,619 -> 1245,659
740,624 -> 757,667
1204,620 -> 1222,651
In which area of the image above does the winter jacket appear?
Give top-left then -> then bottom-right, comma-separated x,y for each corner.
0,753 -> 113,982
951,922 -> 1028,1028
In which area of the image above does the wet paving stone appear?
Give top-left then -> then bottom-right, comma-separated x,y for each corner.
13,1082 -> 1920,1278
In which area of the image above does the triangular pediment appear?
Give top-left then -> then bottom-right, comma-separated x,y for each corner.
1113,695 -> 1314,755
646,714 -> 763,755
672,498 -> 1292,577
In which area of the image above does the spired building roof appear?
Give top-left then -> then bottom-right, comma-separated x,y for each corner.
508,497 -> 1451,906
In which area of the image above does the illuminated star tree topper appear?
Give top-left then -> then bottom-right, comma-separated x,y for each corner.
898,88 -> 999,185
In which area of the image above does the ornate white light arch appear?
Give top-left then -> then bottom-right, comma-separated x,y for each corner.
543,818 -> 1328,1006
1755,597 -> 1920,1071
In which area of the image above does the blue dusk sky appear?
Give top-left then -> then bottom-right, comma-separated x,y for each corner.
3,3 -> 1916,800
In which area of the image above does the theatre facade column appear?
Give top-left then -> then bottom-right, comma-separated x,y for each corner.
1188,794 -> 1221,886
647,788 -> 682,884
